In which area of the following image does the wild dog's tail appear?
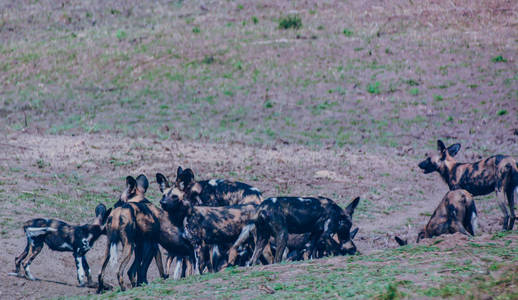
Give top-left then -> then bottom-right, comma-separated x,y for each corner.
109,242 -> 118,267
394,236 -> 408,246
24,226 -> 57,237
464,199 -> 478,236
232,223 -> 256,249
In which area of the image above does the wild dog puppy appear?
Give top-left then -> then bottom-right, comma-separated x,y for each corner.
244,196 -> 360,265
395,190 -> 477,245
282,229 -> 359,261
168,167 -> 262,206
13,204 -> 110,287
158,173 -> 257,274
418,140 -> 518,230
98,175 -> 165,293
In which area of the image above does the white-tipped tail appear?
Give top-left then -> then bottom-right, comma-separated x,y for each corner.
25,227 -> 57,237
471,211 -> 478,236
232,224 -> 255,248
109,243 -> 118,267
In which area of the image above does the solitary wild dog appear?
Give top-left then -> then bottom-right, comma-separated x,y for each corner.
418,139 -> 518,230
242,196 -> 360,265
395,190 -> 477,245
98,175 -> 165,293
13,203 -> 110,287
167,167 -> 262,206
157,173 -> 257,273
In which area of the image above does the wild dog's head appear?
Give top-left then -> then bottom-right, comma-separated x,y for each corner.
337,197 -> 360,255
76,203 -> 111,256
418,140 -> 461,174
119,174 -> 149,203
175,167 -> 195,191
157,173 -> 189,212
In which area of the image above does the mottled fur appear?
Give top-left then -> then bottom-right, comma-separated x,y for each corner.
418,140 -> 518,230
14,204 -> 110,287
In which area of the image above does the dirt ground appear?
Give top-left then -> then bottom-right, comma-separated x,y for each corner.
0,132 -> 514,299
0,0 -> 516,299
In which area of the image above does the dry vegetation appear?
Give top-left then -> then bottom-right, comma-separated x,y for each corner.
0,0 -> 517,299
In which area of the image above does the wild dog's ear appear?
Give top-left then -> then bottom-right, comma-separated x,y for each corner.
177,166 -> 184,178
394,236 -> 407,246
102,208 -> 112,225
95,203 -> 106,217
416,231 -> 425,243
345,197 -> 360,216
350,227 -> 359,240
447,143 -> 461,157
126,176 -> 137,191
92,203 -> 106,226
156,173 -> 170,193
136,174 -> 149,194
437,140 -> 446,152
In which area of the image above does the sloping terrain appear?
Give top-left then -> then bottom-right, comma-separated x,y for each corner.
0,0 -> 516,299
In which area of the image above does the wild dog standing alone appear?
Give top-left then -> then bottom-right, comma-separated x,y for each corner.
243,196 -> 360,265
13,204 -> 110,287
171,167 -> 263,206
418,140 -> 518,230
395,190 -> 477,245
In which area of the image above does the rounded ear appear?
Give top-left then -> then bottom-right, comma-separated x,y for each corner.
447,143 -> 461,157
95,203 -> 107,218
156,173 -> 170,193
126,176 -> 137,191
136,174 -> 149,194
182,168 -> 195,183
350,227 -> 359,240
394,236 -> 407,246
437,140 -> 446,152
177,166 -> 184,178
345,197 -> 360,216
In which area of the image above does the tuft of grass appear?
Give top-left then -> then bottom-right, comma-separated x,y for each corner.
279,15 -> 302,30
434,94 -> 443,101
497,109 -> 507,116
367,82 -> 381,94
409,88 -> 419,96
192,27 -> 201,33
251,16 -> 259,24
491,55 -> 507,63
343,28 -> 354,37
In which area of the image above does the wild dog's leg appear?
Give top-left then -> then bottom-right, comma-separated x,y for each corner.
97,242 -> 112,293
496,189 -> 510,230
249,231 -> 269,266
166,255 -> 176,277
273,230 -> 288,263
81,255 -> 94,287
193,246 -> 204,275
506,184 -> 516,230
14,237 -> 30,275
22,240 -> 43,281
74,253 -> 87,286
117,239 -> 134,291
128,242 -> 141,287
138,242 -> 157,286
173,257 -> 183,280
154,248 -> 168,280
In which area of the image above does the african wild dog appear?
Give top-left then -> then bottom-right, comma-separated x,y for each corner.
168,167 -> 263,206
97,175 -> 166,293
278,228 -> 359,262
157,173 -> 257,274
395,189 -> 477,245
242,196 -> 360,265
12,204 -> 110,287
418,139 -> 518,230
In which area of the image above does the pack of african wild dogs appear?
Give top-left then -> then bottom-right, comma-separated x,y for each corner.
10,139 -> 518,292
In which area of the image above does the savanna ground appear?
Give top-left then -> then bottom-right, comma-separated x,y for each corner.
0,0 -> 517,299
